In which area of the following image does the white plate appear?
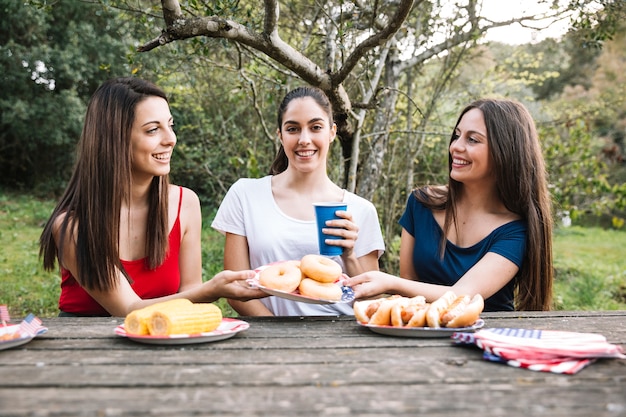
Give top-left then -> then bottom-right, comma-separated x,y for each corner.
0,324 -> 48,351
249,263 -> 355,305
114,318 -> 249,345
253,281 -> 356,305
359,319 -> 485,338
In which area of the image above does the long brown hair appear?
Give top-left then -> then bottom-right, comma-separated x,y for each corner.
269,86 -> 334,175
40,77 -> 170,291
416,98 -> 553,311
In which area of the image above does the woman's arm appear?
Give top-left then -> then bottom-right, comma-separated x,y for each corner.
399,229 -> 418,280
347,252 -> 519,303
81,269 -> 264,317
223,232 -> 274,316
177,187 -> 203,292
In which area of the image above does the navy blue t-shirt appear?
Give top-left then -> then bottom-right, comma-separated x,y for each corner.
399,193 -> 527,311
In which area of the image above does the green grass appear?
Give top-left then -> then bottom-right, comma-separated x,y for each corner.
0,193 -> 60,319
552,226 -> 626,310
1,190 -> 625,318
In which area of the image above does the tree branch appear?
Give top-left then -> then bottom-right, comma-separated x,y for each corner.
333,0 -> 416,84
140,0 -> 329,88
161,0 -> 183,26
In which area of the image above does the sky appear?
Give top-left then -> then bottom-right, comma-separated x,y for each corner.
480,0 -> 573,44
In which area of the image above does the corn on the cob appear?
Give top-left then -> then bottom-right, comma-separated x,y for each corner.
148,303 -> 222,336
124,298 -> 192,335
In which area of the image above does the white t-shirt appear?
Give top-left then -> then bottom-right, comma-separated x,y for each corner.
211,175 -> 385,316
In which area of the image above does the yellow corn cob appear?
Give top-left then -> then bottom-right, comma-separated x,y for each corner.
124,298 -> 192,335
148,303 -> 223,336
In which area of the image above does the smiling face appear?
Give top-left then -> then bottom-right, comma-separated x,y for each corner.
130,96 -> 176,182
278,96 -> 337,174
449,107 -> 494,186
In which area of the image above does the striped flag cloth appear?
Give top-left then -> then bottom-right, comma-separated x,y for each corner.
19,313 -> 43,336
0,305 -> 9,324
452,327 -> 626,375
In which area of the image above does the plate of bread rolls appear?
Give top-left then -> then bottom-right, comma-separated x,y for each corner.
115,299 -> 249,345
354,291 -> 485,338
248,255 -> 355,305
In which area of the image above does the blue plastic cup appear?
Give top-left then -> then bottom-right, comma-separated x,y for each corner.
314,202 -> 347,256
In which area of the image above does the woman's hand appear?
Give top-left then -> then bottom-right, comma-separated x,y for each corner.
343,271 -> 401,300
323,210 -> 359,257
203,270 -> 267,301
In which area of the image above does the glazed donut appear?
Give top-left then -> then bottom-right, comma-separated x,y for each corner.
258,261 -> 303,293
298,278 -> 343,301
300,254 -> 342,283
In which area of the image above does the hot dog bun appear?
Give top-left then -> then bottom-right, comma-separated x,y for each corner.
390,296 -> 426,327
442,294 -> 484,328
356,292 -> 483,328
368,295 -> 404,326
427,291 -> 484,328
425,290 -> 457,328
353,299 -> 380,324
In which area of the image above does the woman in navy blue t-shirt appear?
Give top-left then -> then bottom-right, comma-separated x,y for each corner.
346,98 -> 553,311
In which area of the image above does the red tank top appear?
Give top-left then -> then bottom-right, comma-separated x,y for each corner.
58,187 -> 183,316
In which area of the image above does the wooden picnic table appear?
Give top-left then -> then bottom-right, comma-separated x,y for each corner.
1,310 -> 625,416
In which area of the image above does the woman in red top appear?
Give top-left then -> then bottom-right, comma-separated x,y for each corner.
40,77 -> 265,316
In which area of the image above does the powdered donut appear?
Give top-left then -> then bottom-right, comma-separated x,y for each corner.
300,254 -> 342,283
298,278 -> 343,301
258,261 -> 303,293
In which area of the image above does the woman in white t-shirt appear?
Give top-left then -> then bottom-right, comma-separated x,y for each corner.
212,86 -> 385,316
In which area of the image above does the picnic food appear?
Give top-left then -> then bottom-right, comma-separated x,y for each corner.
124,298 -> 193,335
353,295 -> 402,325
425,291 -> 484,328
259,260 -> 303,293
298,277 -> 343,301
124,299 -> 222,336
354,291 -> 484,328
148,302 -> 223,336
390,296 -> 429,327
298,255 -> 343,300
0,329 -> 21,341
257,255 -> 344,300
300,254 -> 342,283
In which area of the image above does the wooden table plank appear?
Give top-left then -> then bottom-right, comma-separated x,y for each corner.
1,312 -> 625,417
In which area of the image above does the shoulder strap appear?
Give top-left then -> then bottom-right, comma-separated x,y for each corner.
177,186 -> 183,218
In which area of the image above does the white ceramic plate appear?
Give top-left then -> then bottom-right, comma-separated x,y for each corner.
359,319 -> 485,338
0,324 -> 48,351
249,263 -> 355,305
114,318 -> 250,345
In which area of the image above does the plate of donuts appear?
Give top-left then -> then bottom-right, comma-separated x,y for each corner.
249,256 -> 355,305
358,319 -> 485,338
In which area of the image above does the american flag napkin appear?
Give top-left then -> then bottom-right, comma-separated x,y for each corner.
452,327 -> 626,374
19,313 -> 44,336
0,305 -> 10,325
